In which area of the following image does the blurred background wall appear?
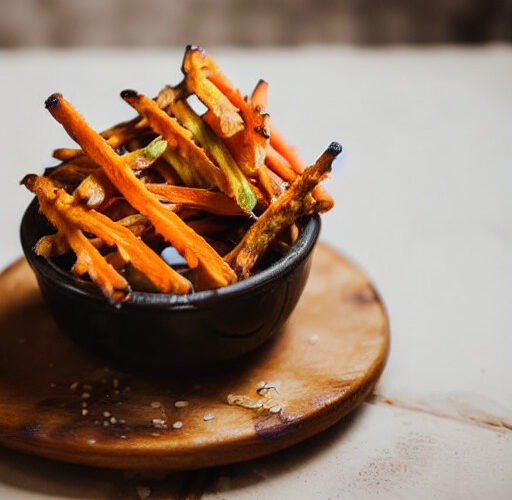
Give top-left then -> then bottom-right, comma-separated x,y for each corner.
1,0 -> 511,47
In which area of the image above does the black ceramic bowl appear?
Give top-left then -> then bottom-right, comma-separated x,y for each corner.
20,198 -> 320,372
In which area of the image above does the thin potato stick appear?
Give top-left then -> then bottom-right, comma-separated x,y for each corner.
225,142 -> 342,277
22,175 -> 130,303
75,137 -> 168,208
120,90 -> 227,192
182,46 -> 244,137
52,116 -> 149,161
266,147 -> 334,212
45,93 -> 236,290
146,184 -> 245,216
161,91 -> 257,212
29,175 -> 191,295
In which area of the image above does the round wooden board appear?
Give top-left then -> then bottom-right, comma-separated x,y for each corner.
0,244 -> 389,470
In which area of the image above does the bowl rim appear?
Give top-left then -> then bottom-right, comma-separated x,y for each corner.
20,198 -> 321,310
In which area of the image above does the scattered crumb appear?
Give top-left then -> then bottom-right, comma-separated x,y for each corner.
120,435 -> 127,439
81,401 -> 88,408
152,418 -> 168,430
151,432 -> 160,437
103,421 -> 109,427
86,439 -> 96,445
82,409 -> 89,416
136,485 -> 151,499
203,413 -> 215,421
172,421 -> 183,430
119,419 -> 126,424
150,401 -> 161,408
110,416 -> 117,424
174,400 -> 189,408
81,392 -> 91,399
308,334 -> 319,345
103,411 -> 111,418
70,382 -> 79,391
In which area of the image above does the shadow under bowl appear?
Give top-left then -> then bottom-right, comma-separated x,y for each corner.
20,198 -> 320,373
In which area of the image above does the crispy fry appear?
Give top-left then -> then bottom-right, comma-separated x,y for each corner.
146,184 -> 245,216
75,137 -> 167,208
266,146 -> 334,212
182,46 -> 244,138
159,88 -> 257,212
52,116 -> 150,161
22,175 -> 130,303
225,142 -> 341,277
120,90 -> 228,191
45,93 -> 236,290
27,175 -> 191,295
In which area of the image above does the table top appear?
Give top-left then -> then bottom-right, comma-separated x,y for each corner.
0,45 -> 511,499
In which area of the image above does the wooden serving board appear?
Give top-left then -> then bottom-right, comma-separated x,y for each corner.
0,244 -> 389,470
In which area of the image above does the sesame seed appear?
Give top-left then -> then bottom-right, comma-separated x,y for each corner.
103,411 -> 111,418
119,419 -> 126,424
151,432 -> 160,437
120,435 -> 127,439
83,384 -> 93,391
308,334 -> 319,345
150,401 -> 161,408
172,421 -> 183,429
81,392 -> 91,399
70,382 -> 79,391
86,439 -> 96,445
135,485 -> 151,499
103,421 -> 109,427
81,401 -> 88,408
82,409 -> 89,416
203,413 -> 215,421
174,400 -> 189,408
110,417 -> 117,424
269,405 -> 282,414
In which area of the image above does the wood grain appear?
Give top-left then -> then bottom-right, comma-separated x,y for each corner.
0,243 -> 389,470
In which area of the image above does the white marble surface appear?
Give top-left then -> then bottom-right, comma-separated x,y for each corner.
0,46 -> 511,499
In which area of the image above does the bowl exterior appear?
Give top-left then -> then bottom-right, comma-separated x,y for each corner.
20,199 -> 319,370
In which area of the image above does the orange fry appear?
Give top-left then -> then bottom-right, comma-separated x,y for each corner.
146,184 -> 245,216
45,93 -> 236,290
250,79 -> 268,111
22,175 -> 130,303
226,142 -> 341,277
182,46 -> 244,138
120,90 -> 226,192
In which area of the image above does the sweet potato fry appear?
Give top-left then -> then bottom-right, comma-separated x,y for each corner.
120,90 -> 228,192
159,89 -> 257,212
26,175 -> 191,295
75,137 -> 168,208
52,116 -> 150,161
182,46 -> 244,138
266,146 -> 334,212
146,184 -> 245,216
45,93 -> 237,290
22,175 -> 130,303
225,142 -> 342,277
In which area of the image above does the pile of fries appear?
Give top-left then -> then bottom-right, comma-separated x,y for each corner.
22,46 -> 341,304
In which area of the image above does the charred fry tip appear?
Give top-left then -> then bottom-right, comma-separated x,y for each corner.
327,142 -> 343,157
20,173 -> 37,190
45,93 -> 61,110
254,126 -> 270,139
120,89 -> 138,100
185,44 -> 206,54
